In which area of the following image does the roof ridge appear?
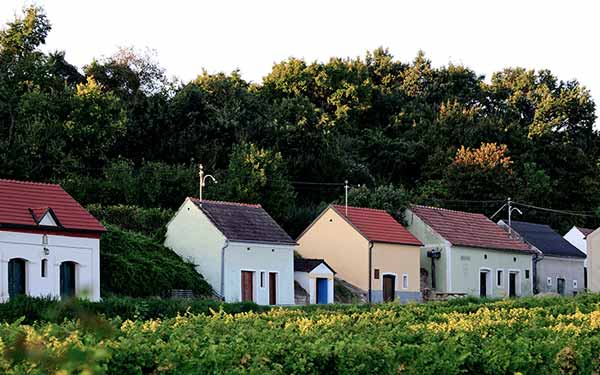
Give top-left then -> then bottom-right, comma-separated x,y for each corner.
0,178 -> 60,186
331,204 -> 388,213
189,197 -> 261,207
412,204 -> 486,217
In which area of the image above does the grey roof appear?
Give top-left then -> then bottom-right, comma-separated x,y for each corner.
191,198 -> 296,246
509,221 -> 586,258
577,227 -> 595,236
294,258 -> 335,273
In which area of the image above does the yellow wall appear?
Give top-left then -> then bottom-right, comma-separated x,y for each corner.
297,206 -> 421,293
587,229 -> 600,292
372,242 -> 421,293
297,207 -> 370,290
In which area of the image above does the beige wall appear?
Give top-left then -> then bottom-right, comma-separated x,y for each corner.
371,242 -> 421,293
297,207 -> 370,290
587,228 -> 600,292
297,207 -> 421,294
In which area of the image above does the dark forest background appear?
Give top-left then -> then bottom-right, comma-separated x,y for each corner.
2,7 -> 599,236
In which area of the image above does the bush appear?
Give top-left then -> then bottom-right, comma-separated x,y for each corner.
0,296 -> 267,324
87,204 -> 173,240
100,224 -> 212,297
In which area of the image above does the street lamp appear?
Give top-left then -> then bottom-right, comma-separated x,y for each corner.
198,164 -> 217,202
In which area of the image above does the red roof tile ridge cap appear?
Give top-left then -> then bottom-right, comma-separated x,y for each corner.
0,178 -> 60,186
331,204 -> 388,213
411,204 -> 486,217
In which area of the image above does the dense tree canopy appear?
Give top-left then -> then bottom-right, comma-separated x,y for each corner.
1,7 -> 599,235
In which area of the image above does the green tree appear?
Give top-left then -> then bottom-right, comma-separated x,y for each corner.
63,77 -> 127,167
345,184 -> 412,222
218,142 -> 296,220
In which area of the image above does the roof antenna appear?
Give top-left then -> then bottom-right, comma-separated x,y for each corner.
344,180 -> 349,216
198,164 -> 217,203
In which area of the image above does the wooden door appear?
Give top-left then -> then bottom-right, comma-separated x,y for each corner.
8,258 -> 26,298
509,273 -> 517,297
60,262 -> 76,298
383,275 -> 395,302
269,272 -> 277,305
241,271 -> 254,302
480,272 -> 487,298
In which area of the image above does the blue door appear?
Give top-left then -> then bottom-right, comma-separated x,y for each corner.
316,278 -> 328,304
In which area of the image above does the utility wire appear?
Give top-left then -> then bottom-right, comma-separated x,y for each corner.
512,201 -> 597,218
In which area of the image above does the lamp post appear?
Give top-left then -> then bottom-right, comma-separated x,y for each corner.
198,164 -> 217,202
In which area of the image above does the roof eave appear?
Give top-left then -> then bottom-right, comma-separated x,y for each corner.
0,223 -> 106,234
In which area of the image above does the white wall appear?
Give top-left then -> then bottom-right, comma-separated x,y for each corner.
224,242 -> 295,305
164,198 -> 226,296
564,227 -> 588,267
0,230 -> 100,301
294,263 -> 335,304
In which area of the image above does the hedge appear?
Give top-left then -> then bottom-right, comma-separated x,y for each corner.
0,295 -> 268,324
87,204 -> 174,240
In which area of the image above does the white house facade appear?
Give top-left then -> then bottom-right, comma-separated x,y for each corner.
564,226 -> 593,289
0,179 -> 105,302
165,198 -> 296,305
294,259 -> 335,304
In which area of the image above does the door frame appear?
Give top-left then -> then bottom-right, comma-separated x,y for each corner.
315,277 -> 329,304
268,271 -> 278,305
59,261 -> 78,299
479,267 -> 492,298
8,258 -> 28,298
508,269 -> 521,297
240,269 -> 256,302
381,272 -> 397,302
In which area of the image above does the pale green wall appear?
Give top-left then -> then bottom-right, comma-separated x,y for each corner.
450,246 -> 533,297
405,209 -> 450,292
405,208 -> 534,297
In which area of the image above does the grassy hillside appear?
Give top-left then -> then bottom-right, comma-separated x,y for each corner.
100,224 -> 212,298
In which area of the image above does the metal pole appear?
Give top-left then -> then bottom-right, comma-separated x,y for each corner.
345,180 -> 349,216
507,197 -> 512,234
199,164 -> 204,201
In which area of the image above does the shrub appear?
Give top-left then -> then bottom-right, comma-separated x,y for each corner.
100,224 -> 212,297
0,296 -> 267,325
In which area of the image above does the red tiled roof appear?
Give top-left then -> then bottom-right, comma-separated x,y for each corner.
0,179 -> 105,233
410,205 -> 531,252
331,205 -> 422,246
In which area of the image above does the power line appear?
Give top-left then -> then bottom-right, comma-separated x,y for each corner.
512,201 -> 597,218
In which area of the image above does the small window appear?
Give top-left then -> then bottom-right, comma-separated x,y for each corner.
525,270 -> 530,279
374,269 -> 380,279
402,274 -> 408,289
41,259 -> 48,278
484,254 -> 487,259
260,272 -> 265,288
573,279 -> 578,289
547,277 -> 552,287
496,270 -> 504,287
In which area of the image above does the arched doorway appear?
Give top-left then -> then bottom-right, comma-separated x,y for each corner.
8,258 -> 26,298
60,261 -> 77,298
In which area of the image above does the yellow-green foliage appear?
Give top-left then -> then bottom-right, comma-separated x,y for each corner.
2,295 -> 600,374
